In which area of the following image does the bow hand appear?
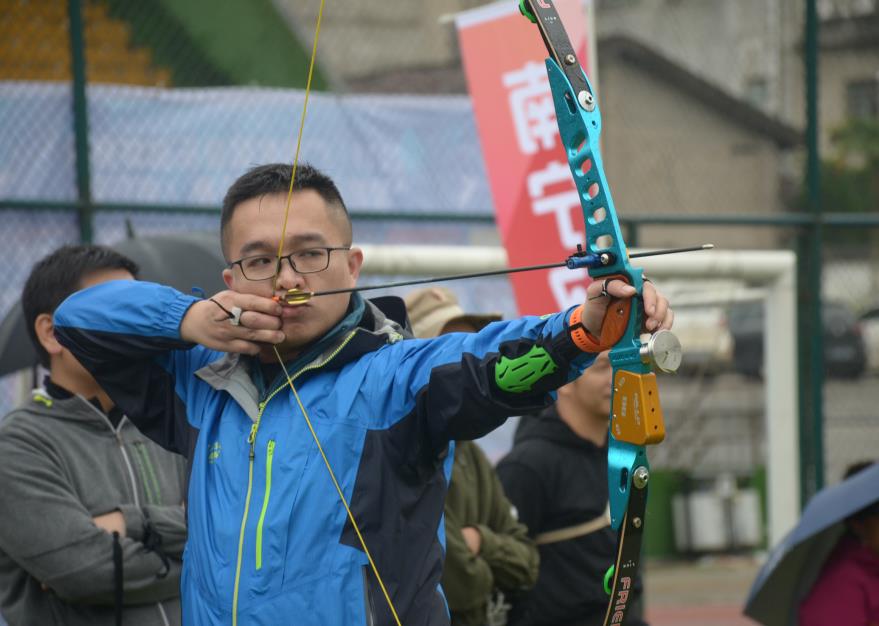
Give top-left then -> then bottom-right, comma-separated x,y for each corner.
580,279 -> 674,341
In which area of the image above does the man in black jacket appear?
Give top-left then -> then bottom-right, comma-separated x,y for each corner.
496,352 -> 646,626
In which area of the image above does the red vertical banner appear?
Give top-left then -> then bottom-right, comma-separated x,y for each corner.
456,1 -> 594,316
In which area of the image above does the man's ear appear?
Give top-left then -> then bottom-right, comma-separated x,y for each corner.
222,267 -> 234,289
347,247 -> 364,282
34,313 -> 63,358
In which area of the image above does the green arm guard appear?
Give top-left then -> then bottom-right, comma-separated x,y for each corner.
495,345 -> 559,393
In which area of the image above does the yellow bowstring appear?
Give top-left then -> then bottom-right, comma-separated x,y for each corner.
271,1 -> 402,623
271,0 -> 322,294
272,348 -> 402,625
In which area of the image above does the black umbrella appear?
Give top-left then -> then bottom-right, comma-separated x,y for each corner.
0,232 -> 228,377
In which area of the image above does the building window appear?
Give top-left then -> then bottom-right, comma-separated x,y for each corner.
847,80 -> 879,119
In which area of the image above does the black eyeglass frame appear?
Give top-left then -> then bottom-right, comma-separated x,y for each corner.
228,246 -> 351,281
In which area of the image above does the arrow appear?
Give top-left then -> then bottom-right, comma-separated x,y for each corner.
274,244 -> 714,305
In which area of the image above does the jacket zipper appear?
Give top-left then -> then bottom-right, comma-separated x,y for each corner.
231,394 -> 273,626
115,425 -> 142,508
230,330 -> 357,624
112,416 -> 175,621
156,601 -> 170,626
78,401 -> 141,509
255,439 -> 276,570
78,401 -> 173,620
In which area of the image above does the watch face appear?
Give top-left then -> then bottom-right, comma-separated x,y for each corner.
649,330 -> 683,373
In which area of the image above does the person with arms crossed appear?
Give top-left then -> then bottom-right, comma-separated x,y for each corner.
0,245 -> 187,626
406,286 -> 539,626
497,352 -> 647,626
54,163 -> 673,625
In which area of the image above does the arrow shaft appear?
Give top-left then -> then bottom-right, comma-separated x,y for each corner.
294,244 -> 713,300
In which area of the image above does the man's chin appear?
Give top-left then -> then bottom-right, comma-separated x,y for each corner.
281,317 -> 328,344
257,337 -> 306,363
256,323 -> 328,362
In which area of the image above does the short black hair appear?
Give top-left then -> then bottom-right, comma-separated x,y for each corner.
220,163 -> 352,257
22,245 -> 139,367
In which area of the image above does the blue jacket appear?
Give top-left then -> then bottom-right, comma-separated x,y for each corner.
54,281 -> 593,625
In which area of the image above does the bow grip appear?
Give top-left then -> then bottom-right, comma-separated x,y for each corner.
569,274 -> 632,352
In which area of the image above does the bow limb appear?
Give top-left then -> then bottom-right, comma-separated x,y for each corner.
521,1 -> 673,624
269,1 -> 402,624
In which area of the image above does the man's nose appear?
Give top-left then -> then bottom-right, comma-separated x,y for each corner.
275,257 -> 306,290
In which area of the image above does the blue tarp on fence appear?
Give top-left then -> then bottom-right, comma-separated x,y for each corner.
0,83 -> 493,213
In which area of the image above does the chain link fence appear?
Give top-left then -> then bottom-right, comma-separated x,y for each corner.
1,0 -> 878,535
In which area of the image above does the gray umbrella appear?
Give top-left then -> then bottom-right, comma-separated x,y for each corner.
743,462 -> 879,625
0,232 -> 228,377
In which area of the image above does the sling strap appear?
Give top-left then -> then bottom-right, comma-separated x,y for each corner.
535,505 -> 611,545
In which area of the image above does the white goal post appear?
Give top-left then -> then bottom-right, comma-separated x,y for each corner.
359,244 -> 799,547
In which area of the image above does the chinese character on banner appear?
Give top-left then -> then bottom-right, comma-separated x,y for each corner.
503,62 -> 557,155
456,0 -> 595,315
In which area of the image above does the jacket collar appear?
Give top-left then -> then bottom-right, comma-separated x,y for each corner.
28,386 -> 126,433
195,294 -> 410,421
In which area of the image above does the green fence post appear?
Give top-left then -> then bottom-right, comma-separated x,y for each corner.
798,0 -> 825,504
68,0 -> 93,243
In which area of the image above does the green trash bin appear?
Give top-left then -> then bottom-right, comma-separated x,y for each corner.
644,469 -> 684,559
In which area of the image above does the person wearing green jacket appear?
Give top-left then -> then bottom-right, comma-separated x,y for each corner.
406,287 -> 539,626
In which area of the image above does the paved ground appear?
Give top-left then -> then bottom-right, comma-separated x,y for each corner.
643,556 -> 762,626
